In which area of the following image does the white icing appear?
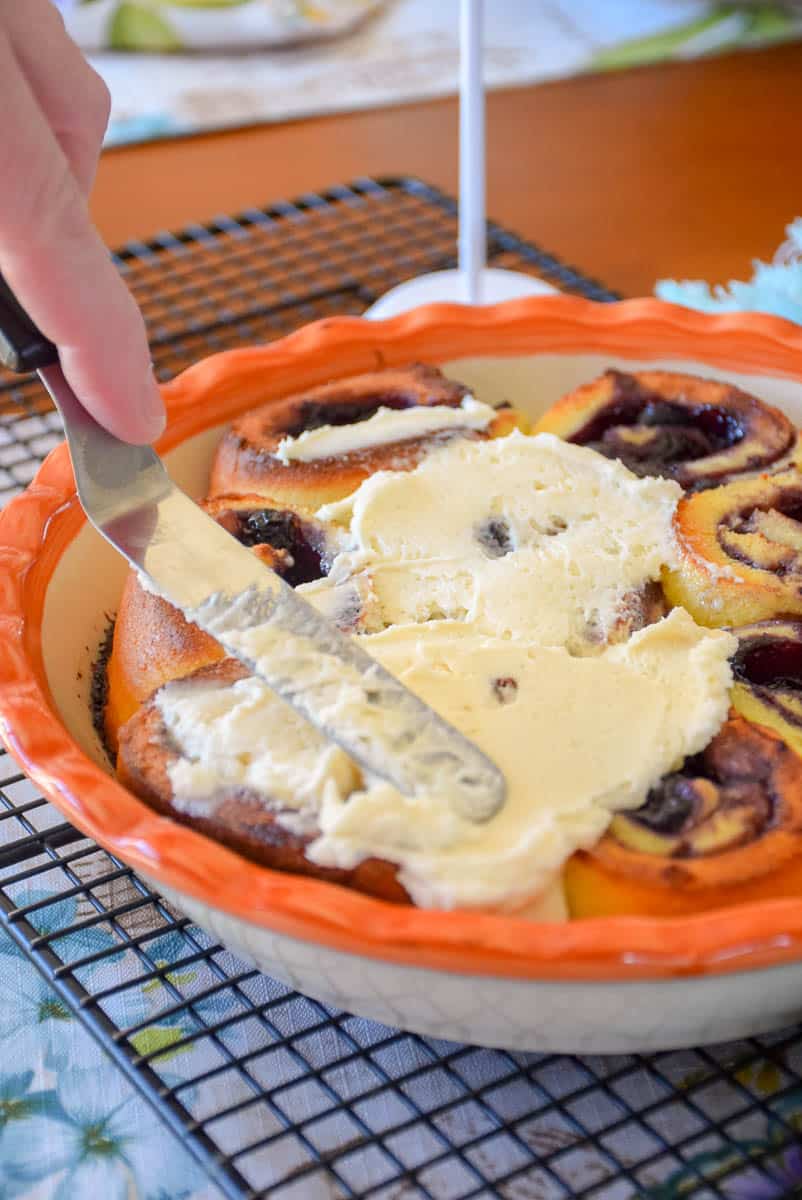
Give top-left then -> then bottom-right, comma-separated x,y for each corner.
306,614 -> 733,909
155,431 -> 736,913
273,395 -> 495,463
158,672 -> 357,823
311,431 -> 686,648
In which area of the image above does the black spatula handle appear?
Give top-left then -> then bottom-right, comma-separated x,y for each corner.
0,271 -> 58,374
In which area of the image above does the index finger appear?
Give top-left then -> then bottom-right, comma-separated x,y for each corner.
0,34 -> 164,444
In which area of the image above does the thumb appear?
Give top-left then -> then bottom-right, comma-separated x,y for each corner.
0,37 -> 165,444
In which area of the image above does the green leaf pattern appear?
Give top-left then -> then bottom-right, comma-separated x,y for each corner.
593,4 -> 800,72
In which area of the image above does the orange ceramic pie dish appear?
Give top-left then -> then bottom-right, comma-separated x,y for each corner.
5,295 -> 802,1052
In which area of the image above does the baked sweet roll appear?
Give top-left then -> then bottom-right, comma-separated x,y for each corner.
534,369 -> 796,490
564,715 -> 802,917
210,362 -> 525,507
663,468 -> 802,627
104,492 -> 337,750
117,659 -> 408,902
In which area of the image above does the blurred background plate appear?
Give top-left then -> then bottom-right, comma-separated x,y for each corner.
60,0 -> 386,52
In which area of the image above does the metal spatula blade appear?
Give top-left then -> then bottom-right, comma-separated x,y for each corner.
0,273 -> 505,823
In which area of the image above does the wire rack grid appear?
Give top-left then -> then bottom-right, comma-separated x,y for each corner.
0,177 -> 800,1200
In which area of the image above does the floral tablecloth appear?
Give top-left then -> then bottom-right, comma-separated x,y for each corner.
0,894 -> 220,1200
51,1 -> 802,146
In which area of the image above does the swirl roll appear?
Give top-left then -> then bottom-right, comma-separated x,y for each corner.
211,362 -> 525,507
564,715 -> 802,917
664,467 -> 802,627
534,369 -> 796,490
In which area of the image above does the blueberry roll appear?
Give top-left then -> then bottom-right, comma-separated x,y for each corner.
535,369 -> 796,491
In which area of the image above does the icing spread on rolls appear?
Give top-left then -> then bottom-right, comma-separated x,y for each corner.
309,614 -> 733,909
309,431 -> 686,647
155,431 -> 735,911
274,395 -> 496,463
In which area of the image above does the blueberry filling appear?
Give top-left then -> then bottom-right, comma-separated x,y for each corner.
282,393 -> 416,439
732,638 -> 802,695
631,773 -> 699,834
639,399 -> 691,428
597,427 -> 714,473
237,509 -> 297,551
229,508 -> 327,587
729,491 -> 802,538
570,371 -> 744,475
625,720 -> 775,854
476,517 -> 514,558
720,493 -> 802,576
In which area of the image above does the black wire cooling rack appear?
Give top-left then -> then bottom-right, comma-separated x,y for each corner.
1,177 -> 801,1200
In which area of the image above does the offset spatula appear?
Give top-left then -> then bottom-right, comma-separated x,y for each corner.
0,273 -> 505,822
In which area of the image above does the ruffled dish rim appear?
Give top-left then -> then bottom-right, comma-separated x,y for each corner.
4,295 -> 802,981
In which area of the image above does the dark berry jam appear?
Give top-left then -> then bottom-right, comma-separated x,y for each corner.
624,719 -> 776,856
282,393 -> 415,439
767,489 -> 802,525
492,677 -> 518,704
732,637 -> 802,694
631,774 -> 698,834
570,371 -> 744,476
232,508 -> 327,587
728,490 -> 802,540
238,509 -> 296,551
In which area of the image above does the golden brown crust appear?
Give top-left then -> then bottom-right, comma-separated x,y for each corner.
117,661 -> 407,903
210,362 -> 523,506
663,467 -> 802,627
535,369 -> 796,490
105,573 -> 225,754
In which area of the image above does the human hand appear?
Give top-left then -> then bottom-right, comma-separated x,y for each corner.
0,0 -> 165,443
